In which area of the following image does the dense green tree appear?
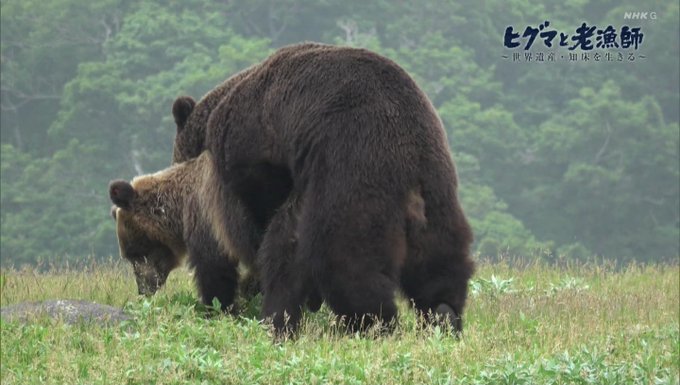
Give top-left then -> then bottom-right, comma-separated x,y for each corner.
1,141 -> 114,264
518,81 -> 678,260
1,0 -> 130,153
50,1 -> 272,170
1,2 -> 271,264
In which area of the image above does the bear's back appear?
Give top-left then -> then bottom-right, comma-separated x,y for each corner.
212,43 -> 444,155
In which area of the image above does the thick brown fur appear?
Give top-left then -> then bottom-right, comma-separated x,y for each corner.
172,43 -> 330,164
110,153 -> 321,313
110,153 -> 240,310
170,43 -> 475,335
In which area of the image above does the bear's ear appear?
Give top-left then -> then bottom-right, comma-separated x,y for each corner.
109,180 -> 136,209
172,96 -> 196,132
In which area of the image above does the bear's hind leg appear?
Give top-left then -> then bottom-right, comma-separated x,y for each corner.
258,193 -> 312,336
319,265 -> 399,334
401,257 -> 474,334
401,202 -> 474,334
303,196 -> 402,334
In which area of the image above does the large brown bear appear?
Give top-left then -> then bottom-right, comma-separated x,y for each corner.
167,42 -> 475,334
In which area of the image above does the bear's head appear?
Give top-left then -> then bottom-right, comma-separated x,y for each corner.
170,66 -> 260,164
172,96 -> 202,164
109,176 -> 186,296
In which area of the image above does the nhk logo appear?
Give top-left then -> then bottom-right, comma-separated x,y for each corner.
623,12 -> 657,20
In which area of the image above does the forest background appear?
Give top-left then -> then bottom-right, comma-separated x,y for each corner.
1,0 -> 678,266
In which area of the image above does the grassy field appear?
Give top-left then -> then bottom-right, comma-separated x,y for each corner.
1,258 -> 678,385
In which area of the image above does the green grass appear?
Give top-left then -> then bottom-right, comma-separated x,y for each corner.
1,259 -> 678,385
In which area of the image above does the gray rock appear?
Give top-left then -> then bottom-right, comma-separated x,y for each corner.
0,299 -> 131,325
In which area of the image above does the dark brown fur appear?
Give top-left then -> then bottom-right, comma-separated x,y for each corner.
172,43 -> 329,164
171,43 -> 475,335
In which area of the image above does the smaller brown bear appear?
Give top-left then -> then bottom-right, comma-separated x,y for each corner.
109,152 -> 238,309
109,152 -> 320,312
